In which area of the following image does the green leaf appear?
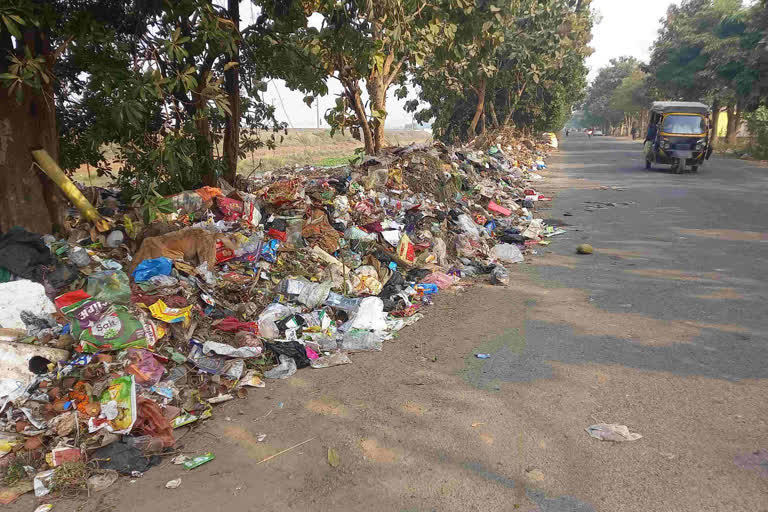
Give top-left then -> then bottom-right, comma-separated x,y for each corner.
2,15 -> 22,40
0,72 -> 19,80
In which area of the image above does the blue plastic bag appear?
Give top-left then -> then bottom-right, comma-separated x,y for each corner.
131,257 -> 172,282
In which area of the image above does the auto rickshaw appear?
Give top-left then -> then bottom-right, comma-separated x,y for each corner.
643,101 -> 713,173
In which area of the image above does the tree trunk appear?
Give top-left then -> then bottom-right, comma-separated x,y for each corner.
347,83 -> 375,155
488,101 -> 499,129
192,72 -> 215,186
732,99 -> 743,143
222,0 -> 240,183
365,76 -> 386,155
726,104 -> 738,144
467,77 -> 486,138
710,99 -> 721,142
0,30 -> 64,234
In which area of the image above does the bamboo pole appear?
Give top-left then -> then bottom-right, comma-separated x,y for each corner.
31,149 -> 110,232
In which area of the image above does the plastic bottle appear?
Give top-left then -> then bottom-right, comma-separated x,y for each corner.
324,292 -> 361,312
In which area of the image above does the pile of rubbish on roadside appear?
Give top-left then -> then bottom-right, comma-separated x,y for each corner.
0,131 -> 562,503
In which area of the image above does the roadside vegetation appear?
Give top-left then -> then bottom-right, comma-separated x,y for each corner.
575,0 -> 767,157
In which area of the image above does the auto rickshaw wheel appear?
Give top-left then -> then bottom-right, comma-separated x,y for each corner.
673,159 -> 685,174
691,165 -> 699,173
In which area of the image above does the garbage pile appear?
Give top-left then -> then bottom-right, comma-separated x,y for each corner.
0,132 -> 560,502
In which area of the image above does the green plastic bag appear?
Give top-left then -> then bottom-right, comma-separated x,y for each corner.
87,270 -> 131,304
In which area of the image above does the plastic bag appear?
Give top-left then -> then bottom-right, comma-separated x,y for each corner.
345,226 -> 377,242
340,330 -> 383,351
263,355 -> 297,379
455,233 -> 479,258
0,280 -> 56,330
62,298 -> 151,352
396,234 -> 416,265
490,243 -> 524,263
490,265 -> 510,285
346,266 -> 383,296
264,340 -> 311,368
87,270 -> 131,304
297,281 -> 333,309
202,340 -> 262,359
241,194 -> 262,227
432,238 -> 448,266
420,271 -> 458,289
456,214 -> 481,238
132,257 -> 172,283
126,349 -> 165,386
286,218 -> 305,247
324,292 -> 361,312
133,397 -> 176,448
346,297 -> 388,331
258,303 -> 293,339
149,299 -> 192,325
88,375 -> 137,434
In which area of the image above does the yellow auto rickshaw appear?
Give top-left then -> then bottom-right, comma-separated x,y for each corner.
644,101 -> 713,173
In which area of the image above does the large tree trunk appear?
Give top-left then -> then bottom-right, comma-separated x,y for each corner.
726,104 -> 738,145
467,77 -> 487,138
0,30 -> 64,234
222,0 -> 240,183
366,76 -> 386,155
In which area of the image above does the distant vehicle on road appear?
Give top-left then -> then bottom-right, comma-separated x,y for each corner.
593,129 -> 604,136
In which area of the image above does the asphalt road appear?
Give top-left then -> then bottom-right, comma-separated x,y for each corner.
24,134 -> 767,512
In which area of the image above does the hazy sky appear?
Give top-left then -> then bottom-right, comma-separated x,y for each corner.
259,0 -> 683,129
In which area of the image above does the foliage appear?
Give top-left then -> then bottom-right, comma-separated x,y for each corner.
744,104 -> 768,159
410,0 -> 593,142
0,0 -> 323,199
302,0 -> 440,154
610,69 -> 650,117
645,0 -> 762,108
582,56 -> 639,129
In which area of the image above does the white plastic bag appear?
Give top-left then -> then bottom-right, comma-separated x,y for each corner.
456,214 -> 481,238
257,303 -> 292,339
0,280 -> 56,330
490,243 -> 524,263
345,297 -> 388,331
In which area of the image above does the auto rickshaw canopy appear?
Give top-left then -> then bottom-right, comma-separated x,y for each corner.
650,101 -> 710,115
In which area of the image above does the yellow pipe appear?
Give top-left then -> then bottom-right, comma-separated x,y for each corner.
31,149 -> 110,232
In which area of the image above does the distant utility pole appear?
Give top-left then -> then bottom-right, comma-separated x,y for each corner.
316,99 -> 320,129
